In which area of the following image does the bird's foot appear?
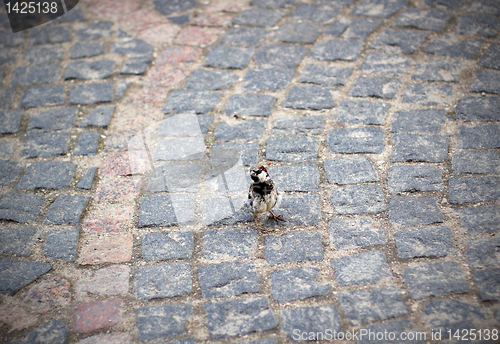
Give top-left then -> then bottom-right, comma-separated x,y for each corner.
269,210 -> 285,222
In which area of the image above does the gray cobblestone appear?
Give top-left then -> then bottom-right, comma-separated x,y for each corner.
479,43 -> 500,70
402,84 -> 452,106
457,124 -> 500,148
361,53 -> 409,76
12,64 -> 60,85
392,8 -> 451,31
21,133 -> 70,158
225,94 -> 275,117
0,192 -> 44,223
425,0 -> 468,10
244,68 -> 293,91
44,228 -> 78,262
135,304 -> 192,342
404,262 -> 470,299
74,132 -> 99,156
291,3 -> 340,22
154,0 -> 198,14
425,34 -> 483,59
139,195 -> 195,227
28,107 -> 77,132
0,87 -> 13,109
370,29 -> 428,54
163,89 -> 221,114
16,161 -> 75,190
142,231 -> 193,261
266,136 -> 318,161
466,237 -> 500,267
76,167 -> 97,190
0,30 -> 24,47
10,320 -> 67,344
389,196 -> 444,227
203,228 -> 257,260
215,118 -> 265,142
452,150 -> 499,174
331,185 -> 386,214
0,142 -> 13,159
111,39 -> 153,55
391,134 -> 449,162
324,156 -> 379,185
0,227 -> 37,256
274,22 -> 322,44
449,176 -> 500,204
265,231 -> 323,265
76,21 -> 112,40
135,262 -> 191,300
0,258 -> 51,295
456,14 -> 500,37
465,0 -> 500,15
268,164 -> 319,191
0,110 -> 22,134
352,0 -> 409,18
413,60 -> 462,82
395,226 -> 454,259
70,83 -> 114,105
116,80 -> 132,100
332,250 -> 391,286
204,296 -> 277,338
391,109 -> 445,134
221,27 -> 269,47
456,96 -> 500,122
283,85 -> 335,110
349,76 -> 400,98
254,44 -> 308,68
20,85 -> 65,108
271,267 -> 329,302
329,217 -> 387,249
325,17 -> 382,39
29,26 -> 71,44
339,286 -> 408,325
186,69 -> 237,90
388,166 -> 443,193
263,194 -> 320,227
359,320 -> 424,344
120,56 -> 153,75
0,48 -> 17,65
251,0 -> 298,8
0,160 -> 22,186
79,105 -> 115,128
469,69 -> 500,94
65,60 -> 115,80
455,205 -> 500,235
327,127 -> 384,153
70,41 -> 104,59
281,306 -> 341,340
44,195 -> 88,225
199,262 -> 260,298
310,39 -> 363,61
232,9 -> 285,27
299,65 -> 352,86
472,268 -> 500,301
334,99 -> 390,125
204,46 -> 254,69
272,116 -> 324,135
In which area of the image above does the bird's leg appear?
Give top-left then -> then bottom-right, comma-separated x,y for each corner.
269,210 -> 285,222
254,216 -> 262,230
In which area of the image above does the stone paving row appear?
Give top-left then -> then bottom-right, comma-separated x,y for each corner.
0,0 -> 499,343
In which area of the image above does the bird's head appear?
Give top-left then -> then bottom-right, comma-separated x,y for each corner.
250,165 -> 270,183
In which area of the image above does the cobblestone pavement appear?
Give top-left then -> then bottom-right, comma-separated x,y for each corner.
1,0 -> 500,343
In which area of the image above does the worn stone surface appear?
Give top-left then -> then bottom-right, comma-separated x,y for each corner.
214,119 -> 265,142
361,53 -> 409,76
204,46 -> 254,69
455,205 -> 500,235
221,27 -> 269,47
0,87 -> 14,109
479,43 -> 500,70
244,68 -> 294,92
203,228 -> 257,260
352,0 -> 409,18
388,166 -> 443,193
0,110 -> 22,134
456,14 -> 500,37
11,64 -> 60,86
332,250 -> 391,286
120,56 -> 153,75
142,231 -> 193,261
0,192 -> 44,223
70,83 -> 114,105
329,217 -> 387,249
426,34 -> 483,59
272,116 -> 323,135
326,17 -> 382,38
325,156 -> 378,185
0,142 -> 13,159
359,320 -> 424,344
334,99 -> 390,125
28,107 -> 77,132
29,26 -> 71,44
274,22 -> 322,44
469,69 -> 500,94
136,304 -> 192,342
139,195 -> 195,227
135,262 -> 191,300
452,150 -> 499,174
44,196 -> 89,225
111,39 -> 153,55
65,60 -> 115,80
199,262 -> 260,298
44,229 -> 79,262
457,124 -> 500,149
163,89 -> 221,114
404,262 -> 470,299
395,226 -> 454,259
327,127 -> 384,154
251,0 -> 299,9
299,65 -> 351,86
389,196 -> 444,227
212,142 -> 259,166
349,76 -> 400,98
154,0 -> 198,14
0,159 -> 22,185
331,185 -> 386,214
254,44 -> 308,68
414,60 -> 462,82
225,94 -> 275,117
75,265 -> 130,299
148,163 -> 202,193
16,161 -> 75,190
370,29 -> 428,53
74,132 -> 99,156
472,268 -> 500,301
20,85 -> 65,108
466,237 -> 500,267
449,176 -> 500,204
281,306 -> 341,340
265,231 -> 323,265
77,167 -> 97,190
271,267 -> 329,302
76,21 -> 112,40
10,320 -> 67,344
402,84 -> 452,106
79,106 -> 115,128
268,164 -> 319,191
70,41 -> 105,59
232,8 -> 285,27
266,136 -> 318,161
392,8 -> 451,31
391,109 -> 445,134
74,299 -> 121,334
0,258 -> 51,295
0,227 -> 37,256
391,134 -> 449,162
456,96 -> 500,122
292,3 -> 340,22
310,39 -> 363,61
186,69 -> 238,90
283,85 -> 334,110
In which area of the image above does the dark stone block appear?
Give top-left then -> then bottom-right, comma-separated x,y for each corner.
262,194 -> 321,227
268,164 -> 319,192
396,226 -> 454,259
10,320 -> 67,344
76,21 -> 112,40
0,160 -> 22,186
348,76 -> 400,98
391,134 -> 449,162
135,262 -> 191,300
204,46 -> 254,69
0,110 -> 22,133
466,237 -> 500,267
112,39 -> 153,55
148,163 -> 202,193
168,15 -> 190,24
12,64 -> 60,85
299,65 -> 352,86
331,185 -> 385,214
266,136 -> 318,161
332,250 -> 391,286
329,217 -> 387,249
43,228 -> 78,262
254,44 -> 308,68
449,176 -> 500,204
186,69 -> 238,90
292,3 -> 340,22
271,267 -> 329,302
352,0 -> 409,18
232,9 -> 285,27
424,0 -> 468,10
77,167 -> 97,190
65,60 -> 115,80
274,22 -> 322,44
281,306 -> 341,340
136,304 -> 192,342
20,85 -> 65,108
469,69 -> 500,94
250,0 -> 298,8
361,52 -> 409,76
327,127 -> 384,154
199,262 -> 260,298
70,41 -> 105,59
452,150 -> 499,174
455,205 -> 500,235
339,286 -> 408,324
326,17 -> 382,38
391,109 -> 445,134
21,133 -> 69,158
457,124 -> 500,149
479,43 -> 500,70
283,85 -> 334,110
27,107 -> 77,132
16,161 -> 75,190
212,142 -> 258,166
214,118 -> 265,142
265,231 -> 322,265
139,195 -> 195,227
0,47 -> 17,65
163,89 -> 221,114
392,8 -> 451,31
0,258 -> 51,295
272,116 -> 323,135
142,231 -> 193,261
473,268 -> 500,301
456,96 -> 500,122
44,195 -> 89,225
426,34 -> 483,59
370,29 -> 428,54
244,68 -> 293,91
334,99 -> 390,125
79,105 -> 115,128
310,39 -> 363,61
388,166 -> 443,193
29,26 -> 71,44
389,196 -> 444,227
204,296 -> 277,338
404,262 -> 470,299
203,228 -> 257,260
220,27 -> 269,47
359,320 -> 424,344
154,0 -> 198,15
325,156 -> 378,185
402,84 -> 452,106
225,94 -> 275,117
0,227 -> 37,256
74,132 -> 99,156
70,83 -> 114,105
0,192 -> 44,223
456,14 -> 500,37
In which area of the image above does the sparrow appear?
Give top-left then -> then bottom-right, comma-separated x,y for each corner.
248,165 -> 284,229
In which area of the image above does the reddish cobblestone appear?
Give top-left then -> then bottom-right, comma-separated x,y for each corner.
0,299 -> 38,332
79,332 -> 131,344
174,26 -> 219,46
157,46 -> 203,65
94,179 -> 139,203
146,64 -> 191,87
22,276 -> 71,314
104,130 -> 143,152
118,8 -> 167,32
100,151 -> 149,177
88,0 -> 139,20
75,265 -> 130,299
78,233 -> 133,265
127,87 -> 170,108
138,23 -> 181,46
82,206 -> 134,234
190,13 -> 232,27
74,299 -> 122,334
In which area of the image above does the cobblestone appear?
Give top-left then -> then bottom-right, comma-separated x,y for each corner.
395,226 -> 454,259
135,262 -> 191,300
325,156 -> 379,185
455,14 -> 500,37
0,48 -> 18,65
392,8 -> 451,31
472,268 -> 500,301
154,0 -> 198,15
327,127 -> 384,153
370,29 -> 428,53
452,150 -> 499,174
20,85 -> 65,108
359,320 -> 423,344
79,105 -> 115,128
281,306 -> 341,340
331,185 -> 386,214
271,267 -> 329,302
326,17 -> 381,38
268,164 -> 319,191
455,205 -> 500,235
77,167 -> 97,190
244,68 -> 294,92
402,84 -> 452,106
0,259 -> 51,295
199,262 -> 260,298
456,96 -> 500,121
265,231 -> 323,265
469,69 -> 500,94
11,320 -> 67,344
332,250 -> 391,286
466,237 -> 500,267
163,89 -> 221,114
225,94 -> 276,117
12,64 -> 60,86
186,69 -> 238,90
215,119 -> 266,142
221,27 -> 269,47
232,9 -> 285,27
29,26 -> 71,44
388,165 -> 443,193
310,39 -> 363,61
16,161 -> 75,190
266,136 -> 318,161
352,0 -> 409,18
120,56 -> 153,75
283,85 -> 334,110
425,34 -> 483,59
78,233 -> 133,265
0,227 -> 36,256
274,22 -> 322,44
70,83 -> 114,105
254,44 -> 308,68
44,195 -> 89,225
391,109 -> 445,133
349,76 -> 400,98
204,46 -> 254,69
479,43 -> 500,70
74,299 -> 121,333
0,160 -> 22,186
449,176 -> 500,204
75,265 -> 130,299
28,107 -> 77,132
136,303 -> 192,341
142,231 -> 193,260
299,65 -> 351,87
76,21 -> 113,40
139,195 -> 195,227
22,276 -> 70,314
389,196 -> 444,227
44,229 -> 79,262
70,41 -> 105,59
391,134 -> 449,162
457,124 -> 500,148
203,228 -> 257,260
272,116 -> 323,135
0,87 -> 14,109
329,217 -> 387,249
292,3 -> 340,22
334,99 -> 390,125
74,132 -> 99,156
0,142 -> 13,159
111,39 -> 153,55
361,52 -> 409,76
65,60 -> 115,80
0,192 -> 44,223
